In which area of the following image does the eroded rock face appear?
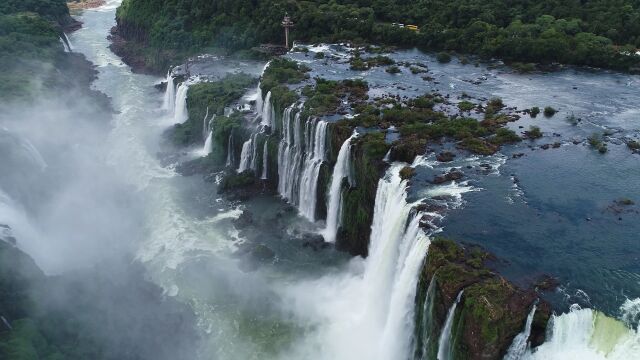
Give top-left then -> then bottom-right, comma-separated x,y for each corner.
414,239 -> 551,360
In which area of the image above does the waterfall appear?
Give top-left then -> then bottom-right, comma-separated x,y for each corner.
238,138 -> 253,173
59,33 -> 73,52
261,140 -> 269,180
162,71 -> 176,112
226,133 -> 235,167
261,91 -> 273,127
519,305 -> 640,359
255,84 -> 264,116
174,82 -> 189,124
297,119 -> 328,221
202,107 -> 210,141
363,163 -> 432,360
249,133 -> 260,171
504,304 -> 537,360
277,105 -> 304,203
414,276 -> 438,360
322,133 -> 356,242
437,290 -> 464,360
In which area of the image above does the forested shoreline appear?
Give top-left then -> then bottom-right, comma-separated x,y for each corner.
114,0 -> 640,73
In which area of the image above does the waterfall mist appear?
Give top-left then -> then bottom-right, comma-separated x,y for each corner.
0,77 -> 199,359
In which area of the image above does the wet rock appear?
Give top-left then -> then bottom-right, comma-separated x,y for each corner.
512,153 -> 525,159
399,166 -> 416,180
534,275 -> 560,291
302,234 -> 331,251
233,211 -> 254,228
414,239 -> 551,360
436,151 -> 456,162
432,170 -> 464,184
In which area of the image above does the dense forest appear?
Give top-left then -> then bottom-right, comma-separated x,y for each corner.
0,0 -> 81,99
115,0 -> 640,72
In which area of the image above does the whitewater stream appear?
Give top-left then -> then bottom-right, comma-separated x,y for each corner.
0,1 -> 636,359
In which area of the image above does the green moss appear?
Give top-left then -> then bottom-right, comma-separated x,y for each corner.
588,133 -> 608,153
458,101 -> 476,112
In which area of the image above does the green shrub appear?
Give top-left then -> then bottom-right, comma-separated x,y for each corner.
436,52 -> 452,63
530,107 -> 540,117
386,65 -> 401,74
544,106 -> 557,117
526,126 -> 543,139
458,101 -> 475,112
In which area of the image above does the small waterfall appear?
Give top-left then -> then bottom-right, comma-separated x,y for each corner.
238,137 -> 253,173
261,140 -> 269,179
297,119 -> 328,221
249,133 -> 260,171
437,290 -> 464,360
60,33 -> 73,52
162,71 -> 176,112
322,133 -> 356,242
174,82 -> 189,124
414,276 -> 438,360
261,91 -> 273,127
202,107 -> 210,141
504,304 -> 537,360
226,133 -> 235,167
255,84 -> 264,115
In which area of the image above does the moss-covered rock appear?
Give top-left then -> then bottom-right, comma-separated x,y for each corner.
414,239 -> 551,360
337,133 -> 390,256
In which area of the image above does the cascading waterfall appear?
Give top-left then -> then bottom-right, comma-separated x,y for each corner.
322,133 -> 356,242
414,276 -> 438,360
437,290 -> 464,360
362,163 -> 432,360
297,119 -> 328,221
202,107 -> 210,141
226,133 -> 235,167
249,133 -> 260,172
174,82 -> 189,124
261,91 -> 273,127
519,305 -> 640,360
277,105 -> 304,203
238,137 -> 253,173
504,304 -> 537,360
255,85 -> 263,117
261,140 -> 269,180
162,71 -> 176,112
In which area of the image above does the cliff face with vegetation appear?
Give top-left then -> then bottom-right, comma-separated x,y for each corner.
413,239 -> 551,360
114,0 -> 640,73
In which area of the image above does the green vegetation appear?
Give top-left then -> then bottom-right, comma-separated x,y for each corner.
626,139 -> 640,151
385,65 -> 401,74
220,170 -> 257,192
115,0 -> 640,72
490,128 -> 521,145
436,52 -> 452,63
588,133 -> 608,153
530,106 -> 541,117
458,101 -> 475,112
526,125 -> 543,139
544,106 -> 557,117
172,74 -> 256,146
